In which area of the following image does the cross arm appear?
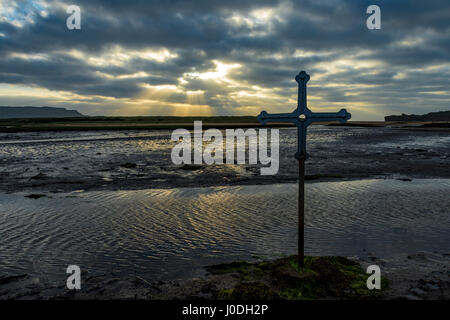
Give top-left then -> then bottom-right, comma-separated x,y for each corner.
307,108 -> 351,124
257,110 -> 298,125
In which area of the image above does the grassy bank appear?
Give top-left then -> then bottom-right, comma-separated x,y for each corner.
0,116 -> 369,132
0,116 -> 270,132
2,116 -> 448,132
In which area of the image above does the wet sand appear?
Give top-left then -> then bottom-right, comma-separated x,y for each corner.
1,251 -> 448,300
0,125 -> 449,300
0,126 -> 449,193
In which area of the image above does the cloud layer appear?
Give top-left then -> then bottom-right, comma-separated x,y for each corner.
0,0 -> 449,119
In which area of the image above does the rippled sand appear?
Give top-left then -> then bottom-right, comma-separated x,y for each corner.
1,179 -> 449,282
0,126 -> 449,192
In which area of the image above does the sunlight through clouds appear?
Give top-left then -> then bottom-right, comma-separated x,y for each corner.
184,61 -> 241,81
0,0 -> 449,119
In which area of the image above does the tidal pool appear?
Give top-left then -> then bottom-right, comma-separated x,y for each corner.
0,179 -> 449,282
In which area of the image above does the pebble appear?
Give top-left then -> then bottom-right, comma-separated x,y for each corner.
410,287 -> 426,297
404,294 -> 422,300
424,283 -> 440,291
378,259 -> 387,266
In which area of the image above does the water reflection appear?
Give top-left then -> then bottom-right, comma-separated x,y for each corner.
0,179 -> 449,281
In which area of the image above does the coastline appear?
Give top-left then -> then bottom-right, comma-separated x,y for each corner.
1,116 -> 449,133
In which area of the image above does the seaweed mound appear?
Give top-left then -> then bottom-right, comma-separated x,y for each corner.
206,256 -> 388,300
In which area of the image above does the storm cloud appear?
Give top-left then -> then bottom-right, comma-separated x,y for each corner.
0,0 -> 449,119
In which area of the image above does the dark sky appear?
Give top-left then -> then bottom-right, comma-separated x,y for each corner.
0,0 -> 449,120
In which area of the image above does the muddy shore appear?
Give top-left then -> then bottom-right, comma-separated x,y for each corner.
0,126 -> 449,194
0,125 -> 449,300
0,251 -> 448,300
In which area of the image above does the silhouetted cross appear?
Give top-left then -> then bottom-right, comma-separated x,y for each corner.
257,71 -> 351,159
257,71 -> 351,268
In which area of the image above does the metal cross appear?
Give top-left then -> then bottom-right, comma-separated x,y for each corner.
257,71 -> 351,268
257,71 -> 351,159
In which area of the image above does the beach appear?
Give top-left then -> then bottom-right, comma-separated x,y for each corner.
0,125 -> 449,193
0,125 -> 449,299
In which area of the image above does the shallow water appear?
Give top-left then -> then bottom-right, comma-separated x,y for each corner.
0,179 -> 449,281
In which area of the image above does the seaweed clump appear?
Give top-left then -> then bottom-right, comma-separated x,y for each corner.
206,255 -> 388,300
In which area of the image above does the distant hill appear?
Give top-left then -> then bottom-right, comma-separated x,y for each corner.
0,106 -> 86,119
385,110 -> 450,122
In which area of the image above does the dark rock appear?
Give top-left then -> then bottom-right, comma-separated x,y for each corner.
0,274 -> 27,285
120,162 -> 137,169
424,283 -> 439,291
30,172 -> 46,179
180,164 -> 205,171
200,282 -> 217,294
410,287 -> 426,297
24,194 -> 46,199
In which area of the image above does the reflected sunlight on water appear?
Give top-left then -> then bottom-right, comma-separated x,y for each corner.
0,179 -> 449,281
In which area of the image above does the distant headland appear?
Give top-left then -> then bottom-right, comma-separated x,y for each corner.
0,106 -> 85,119
385,110 -> 450,122
1,107 -> 449,132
